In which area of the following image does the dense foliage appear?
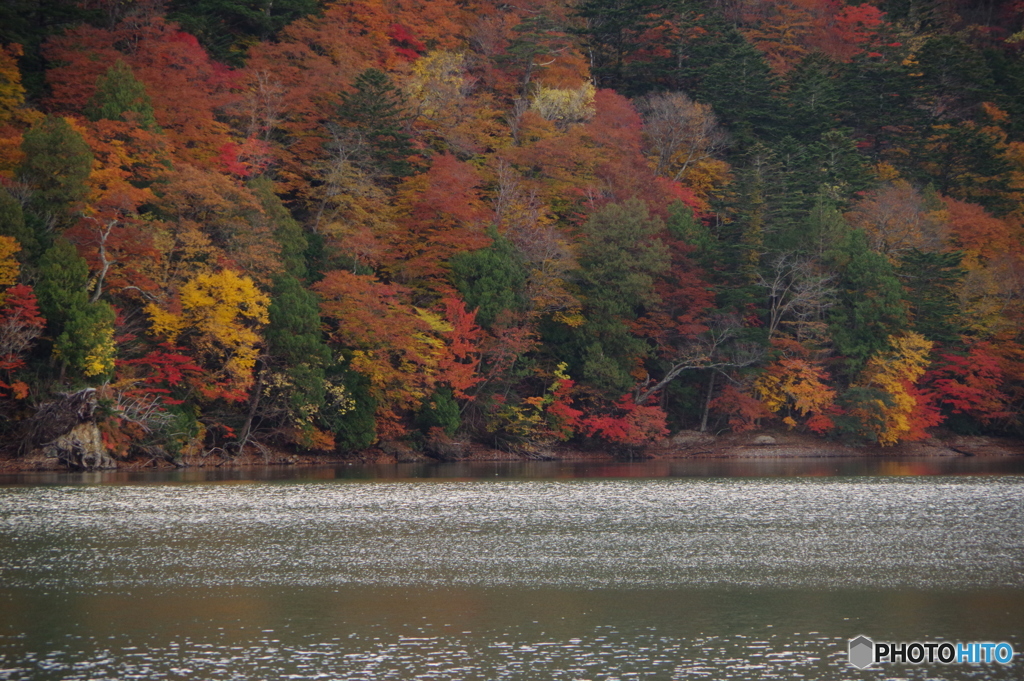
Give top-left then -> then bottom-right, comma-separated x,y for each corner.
3,0 -> 1024,459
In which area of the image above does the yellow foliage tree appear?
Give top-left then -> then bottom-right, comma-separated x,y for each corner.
754,357 -> 836,429
852,333 -> 934,445
147,269 -> 270,399
0,235 -> 19,288
0,44 -> 42,176
406,50 -> 468,119
530,83 -> 595,128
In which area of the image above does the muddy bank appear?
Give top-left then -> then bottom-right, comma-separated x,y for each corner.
3,429 -> 1023,474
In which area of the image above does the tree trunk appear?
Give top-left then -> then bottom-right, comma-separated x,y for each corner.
237,360 -> 265,455
700,371 -> 715,433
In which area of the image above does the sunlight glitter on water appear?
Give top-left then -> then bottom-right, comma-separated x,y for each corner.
1,476 -> 1023,680
2,477 -> 1022,590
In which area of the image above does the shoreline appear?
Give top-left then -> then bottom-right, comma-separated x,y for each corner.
3,430 -> 1023,473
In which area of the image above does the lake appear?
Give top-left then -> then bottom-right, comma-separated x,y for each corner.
2,457 -> 1023,679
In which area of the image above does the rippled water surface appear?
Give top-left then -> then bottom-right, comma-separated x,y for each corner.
1,462 -> 1023,679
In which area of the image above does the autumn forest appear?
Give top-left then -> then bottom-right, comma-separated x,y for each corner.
1,0 -> 1023,463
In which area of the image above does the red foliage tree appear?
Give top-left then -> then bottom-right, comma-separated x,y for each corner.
386,153 -> 489,287
45,14 -> 237,166
436,296 -> 484,399
925,342 -> 1011,424
582,394 -> 669,445
0,284 -> 45,397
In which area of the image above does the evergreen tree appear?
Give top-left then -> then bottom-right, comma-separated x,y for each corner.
266,275 -> 330,368
0,187 -> 36,261
781,55 -> 843,142
55,299 -> 116,381
85,60 -> 158,130
838,52 -> 922,158
569,198 -> 669,395
577,198 -> 669,321
250,177 -> 308,279
572,0 -> 667,93
666,201 -> 719,271
915,124 -> 1012,214
35,239 -> 115,381
915,36 -> 995,122
897,249 -> 965,345
0,0 -> 98,99
449,229 -> 527,329
802,195 -> 849,259
328,360 -> 377,450
17,115 -> 93,229
415,386 -> 461,437
984,46 -> 1024,141
499,10 -> 571,93
697,30 -> 780,144
335,68 -> 414,178
728,143 -> 803,284
34,238 -> 89,331
168,0 -> 319,66
265,273 -> 333,445
804,130 -> 874,204
826,229 -> 908,376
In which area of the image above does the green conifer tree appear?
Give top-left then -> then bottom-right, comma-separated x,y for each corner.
85,59 -> 159,130
35,239 -> 115,381
335,68 -> 414,178
570,198 -> 669,395
17,115 -> 93,230
0,186 -> 36,260
897,249 -> 965,345
249,177 -> 308,279
450,229 -> 527,329
264,273 -> 334,446
826,229 -> 908,376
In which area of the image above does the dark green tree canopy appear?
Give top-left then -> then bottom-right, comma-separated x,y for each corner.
168,0 -> 320,65
17,115 -> 93,224
450,229 -> 528,329
826,229 -> 908,376
85,59 -> 158,130
897,248 -> 966,345
334,68 -> 415,178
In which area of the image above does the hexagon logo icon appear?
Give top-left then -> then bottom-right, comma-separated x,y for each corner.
849,635 -> 875,669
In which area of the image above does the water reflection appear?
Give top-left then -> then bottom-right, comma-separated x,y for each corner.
1,469 -> 1022,680
2,587 -> 1021,680
4,454 -> 1024,486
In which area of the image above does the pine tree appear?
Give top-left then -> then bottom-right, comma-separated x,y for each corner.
328,359 -> 377,450
694,28 -> 780,145
826,229 -> 908,376
85,59 -> 159,130
449,229 -> 527,329
249,177 -> 308,279
897,249 -> 965,345
34,238 -> 89,331
168,0 -> 319,66
17,115 -> 93,229
35,239 -> 115,381
264,273 -> 334,446
572,0 -> 666,93
335,68 -> 414,178
499,10 -> 571,93
415,386 -> 461,437
570,198 -> 669,395
781,55 -> 843,142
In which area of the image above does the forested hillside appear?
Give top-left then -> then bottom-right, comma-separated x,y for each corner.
2,0 -> 1023,461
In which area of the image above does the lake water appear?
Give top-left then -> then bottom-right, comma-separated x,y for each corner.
1,458 -> 1023,680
